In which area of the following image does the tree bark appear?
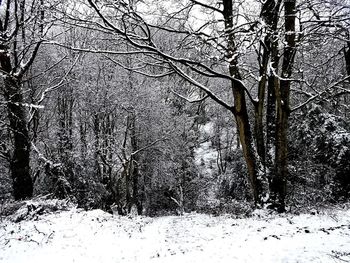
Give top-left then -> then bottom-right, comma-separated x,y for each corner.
255,0 -> 277,163
344,42 -> 350,77
2,76 -> 33,200
130,113 -> 142,214
273,0 -> 297,212
223,0 -> 268,205
0,42 -> 33,200
264,0 -> 282,198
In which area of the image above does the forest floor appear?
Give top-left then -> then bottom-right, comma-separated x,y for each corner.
0,202 -> 350,263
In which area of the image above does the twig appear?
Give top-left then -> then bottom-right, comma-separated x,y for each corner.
171,89 -> 209,103
33,225 -> 45,235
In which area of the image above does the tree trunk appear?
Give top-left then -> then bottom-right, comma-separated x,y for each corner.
56,88 -> 75,190
79,119 -> 87,164
93,113 -> 102,180
266,74 -> 277,176
3,76 -> 33,200
130,113 -> 142,214
255,6 -> 273,164
264,0 -> 282,199
344,42 -> 350,77
223,0 -> 269,205
273,0 -> 297,212
233,89 -> 267,204
0,45 -> 33,200
125,161 -> 132,212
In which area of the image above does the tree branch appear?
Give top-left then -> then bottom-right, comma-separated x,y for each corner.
131,138 -> 168,157
291,75 -> 350,112
190,0 -> 223,14
86,0 -> 256,107
171,89 -> 209,103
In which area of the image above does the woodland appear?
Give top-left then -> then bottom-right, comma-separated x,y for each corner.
0,0 -> 349,216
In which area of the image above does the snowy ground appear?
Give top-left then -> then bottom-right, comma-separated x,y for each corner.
1,206 -> 350,263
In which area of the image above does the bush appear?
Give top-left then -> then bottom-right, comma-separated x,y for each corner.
0,196 -> 74,222
289,104 -> 350,203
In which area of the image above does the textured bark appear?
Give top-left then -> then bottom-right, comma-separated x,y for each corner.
255,0 -> 280,164
2,76 -> 33,200
223,0 -> 268,205
0,42 -> 33,200
255,43 -> 268,164
264,1 -> 282,193
273,0 -> 297,212
345,42 -> 350,76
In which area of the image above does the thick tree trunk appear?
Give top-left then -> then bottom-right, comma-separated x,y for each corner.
255,0 -> 279,163
264,0 -> 282,200
232,88 -> 268,204
223,0 -> 269,205
273,0 -> 297,212
3,77 -> 33,200
1,45 -> 33,200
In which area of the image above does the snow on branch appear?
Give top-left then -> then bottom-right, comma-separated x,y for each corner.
14,41 -> 43,78
269,62 -> 301,82
168,60 -> 234,112
23,56 -> 67,83
130,137 -> 168,157
9,102 -> 44,109
86,0 -> 256,108
35,54 -> 81,106
171,89 -> 209,103
291,75 -> 350,112
103,55 -> 175,78
31,142 -> 54,167
47,41 -> 157,56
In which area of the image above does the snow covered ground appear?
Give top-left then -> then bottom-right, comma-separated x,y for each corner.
1,205 -> 350,263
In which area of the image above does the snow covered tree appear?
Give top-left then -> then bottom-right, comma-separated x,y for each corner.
0,0 -> 47,200
75,0 -> 299,211
288,104 -> 350,204
79,0 -> 350,211
2,0 -> 348,213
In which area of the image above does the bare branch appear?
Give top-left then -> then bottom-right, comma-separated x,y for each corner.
168,60 -> 234,112
131,138 -> 168,157
171,89 -> 209,103
47,41 -> 157,56
15,40 -> 44,78
103,55 -> 175,78
291,75 -> 350,112
190,0 -> 223,14
23,55 -> 67,82
31,142 -> 54,167
85,0 -> 256,107
35,54 -> 80,106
